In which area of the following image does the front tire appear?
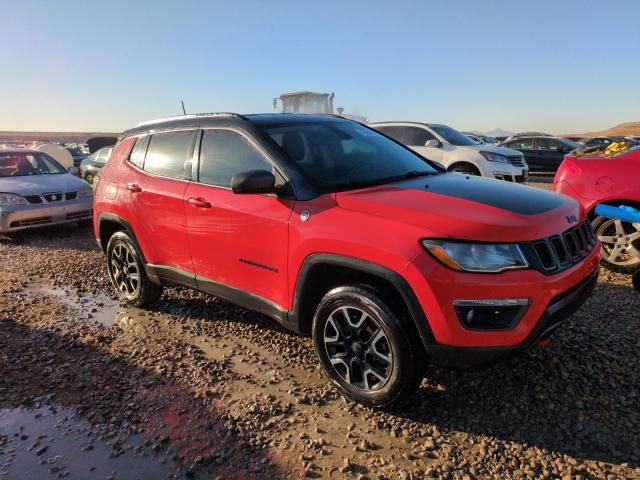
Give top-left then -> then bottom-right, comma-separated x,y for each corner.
312,286 -> 422,406
449,163 -> 481,176
106,231 -> 163,307
593,216 -> 640,273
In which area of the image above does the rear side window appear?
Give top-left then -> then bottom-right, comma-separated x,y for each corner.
128,136 -> 148,168
144,131 -> 195,179
198,130 -> 271,187
404,127 -> 436,146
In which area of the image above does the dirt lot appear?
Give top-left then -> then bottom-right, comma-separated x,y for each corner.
1,185 -> 639,479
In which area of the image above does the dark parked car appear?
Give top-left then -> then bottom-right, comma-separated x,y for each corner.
500,136 -> 582,172
66,146 -> 87,168
79,146 -> 113,185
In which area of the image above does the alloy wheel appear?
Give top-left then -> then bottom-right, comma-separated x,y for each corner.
597,219 -> 640,267
323,306 -> 393,391
109,243 -> 140,298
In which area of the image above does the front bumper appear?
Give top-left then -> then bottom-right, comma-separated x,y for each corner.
399,239 -> 600,365
0,197 -> 93,232
478,160 -> 528,183
427,266 -> 599,369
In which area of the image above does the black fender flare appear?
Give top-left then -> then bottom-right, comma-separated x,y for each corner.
96,213 -> 147,264
289,253 -> 436,351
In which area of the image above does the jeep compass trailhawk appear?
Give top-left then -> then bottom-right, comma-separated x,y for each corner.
94,113 -> 600,406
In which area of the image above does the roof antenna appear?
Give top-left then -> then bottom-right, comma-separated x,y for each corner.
181,100 -> 187,115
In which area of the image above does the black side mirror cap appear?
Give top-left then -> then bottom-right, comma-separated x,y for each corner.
230,170 -> 276,194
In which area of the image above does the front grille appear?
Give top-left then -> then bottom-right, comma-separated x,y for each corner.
523,221 -> 597,274
507,155 -> 526,167
24,195 -> 43,204
66,210 -> 93,221
65,192 -> 77,200
10,216 -> 52,228
43,192 -> 63,202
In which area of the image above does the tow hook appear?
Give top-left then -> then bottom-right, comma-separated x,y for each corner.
536,337 -> 550,348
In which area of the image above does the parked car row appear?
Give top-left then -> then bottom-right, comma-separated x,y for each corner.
371,122 -> 528,182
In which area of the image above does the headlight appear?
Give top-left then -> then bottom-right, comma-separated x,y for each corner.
422,239 -> 528,273
0,193 -> 28,206
78,186 -> 93,198
479,151 -> 509,163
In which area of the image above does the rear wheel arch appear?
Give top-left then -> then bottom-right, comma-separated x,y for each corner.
289,254 -> 435,353
97,213 -> 147,263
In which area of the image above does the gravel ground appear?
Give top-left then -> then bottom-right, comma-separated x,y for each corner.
1,184 -> 639,479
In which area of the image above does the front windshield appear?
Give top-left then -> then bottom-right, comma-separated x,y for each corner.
262,121 -> 440,189
430,125 -> 478,146
0,152 -> 67,177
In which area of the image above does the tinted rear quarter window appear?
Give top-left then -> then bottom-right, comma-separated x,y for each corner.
199,130 -> 271,187
144,131 -> 195,179
128,136 -> 148,168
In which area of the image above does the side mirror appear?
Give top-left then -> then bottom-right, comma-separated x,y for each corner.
424,139 -> 440,148
230,170 -> 276,194
68,166 -> 79,175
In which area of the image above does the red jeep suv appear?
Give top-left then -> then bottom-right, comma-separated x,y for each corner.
94,113 -> 599,406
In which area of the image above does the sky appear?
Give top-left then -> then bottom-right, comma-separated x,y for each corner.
1,0 -> 639,134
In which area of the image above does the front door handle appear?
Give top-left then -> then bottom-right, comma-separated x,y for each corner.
187,197 -> 212,208
124,183 -> 142,193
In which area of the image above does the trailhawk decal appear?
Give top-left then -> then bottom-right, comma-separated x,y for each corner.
392,173 -> 565,215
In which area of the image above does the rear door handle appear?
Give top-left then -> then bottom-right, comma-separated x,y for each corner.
187,197 -> 212,208
124,183 -> 142,193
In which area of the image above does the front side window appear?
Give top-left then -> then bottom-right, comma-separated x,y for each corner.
374,126 -> 406,143
143,131 -> 195,179
0,152 -> 66,177
404,127 -> 436,146
429,125 -> 477,146
262,121 -> 440,190
199,130 -> 272,187
534,138 -> 561,151
506,138 -> 534,149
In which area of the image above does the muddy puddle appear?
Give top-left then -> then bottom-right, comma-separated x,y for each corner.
0,404 -> 176,479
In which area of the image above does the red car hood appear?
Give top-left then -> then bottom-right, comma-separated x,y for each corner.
335,173 -> 582,243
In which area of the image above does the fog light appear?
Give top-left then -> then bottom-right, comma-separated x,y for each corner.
454,298 -> 529,330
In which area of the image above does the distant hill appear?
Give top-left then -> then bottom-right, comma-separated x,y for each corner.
0,131 -> 119,145
563,122 -> 640,138
470,128 -> 514,138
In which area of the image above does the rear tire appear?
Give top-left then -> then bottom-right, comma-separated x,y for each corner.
449,163 -> 481,176
106,231 -> 163,307
312,286 -> 422,407
593,216 -> 640,273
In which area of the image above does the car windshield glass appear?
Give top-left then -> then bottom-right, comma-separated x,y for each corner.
430,125 -> 477,146
0,152 -> 67,177
262,121 -> 440,190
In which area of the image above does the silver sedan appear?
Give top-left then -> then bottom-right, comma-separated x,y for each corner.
0,149 -> 94,233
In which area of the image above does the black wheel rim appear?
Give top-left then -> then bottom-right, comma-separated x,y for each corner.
323,306 -> 393,392
109,243 -> 140,298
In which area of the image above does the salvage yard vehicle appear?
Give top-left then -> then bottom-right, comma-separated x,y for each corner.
500,135 -> 583,173
554,144 -> 640,273
371,122 -> 528,182
0,148 -> 93,232
80,146 -> 113,185
94,113 -> 599,406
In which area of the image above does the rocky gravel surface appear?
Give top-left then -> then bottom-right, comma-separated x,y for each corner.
1,207 -> 639,478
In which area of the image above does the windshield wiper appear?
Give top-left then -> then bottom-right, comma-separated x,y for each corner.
338,170 -> 440,190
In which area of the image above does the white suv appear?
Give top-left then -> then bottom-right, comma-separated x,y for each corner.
371,122 -> 528,183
